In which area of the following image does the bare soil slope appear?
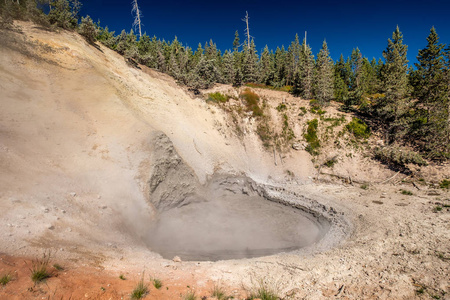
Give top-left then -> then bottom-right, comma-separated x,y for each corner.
0,22 -> 449,299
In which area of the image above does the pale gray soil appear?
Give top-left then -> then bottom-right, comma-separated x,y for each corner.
0,22 -> 449,299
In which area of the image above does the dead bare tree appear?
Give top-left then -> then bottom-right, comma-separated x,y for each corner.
131,0 -> 143,38
242,11 -> 251,49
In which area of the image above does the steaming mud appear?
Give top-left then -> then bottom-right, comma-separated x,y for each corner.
145,133 -> 344,261
147,178 -> 329,261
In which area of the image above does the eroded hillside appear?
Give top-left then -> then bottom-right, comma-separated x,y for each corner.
0,22 -> 449,300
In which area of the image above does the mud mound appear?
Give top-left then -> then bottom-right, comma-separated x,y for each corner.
145,133 -> 346,261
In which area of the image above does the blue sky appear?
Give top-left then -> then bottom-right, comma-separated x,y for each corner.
81,0 -> 450,64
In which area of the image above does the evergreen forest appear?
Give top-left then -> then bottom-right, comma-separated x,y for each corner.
1,0 -> 449,161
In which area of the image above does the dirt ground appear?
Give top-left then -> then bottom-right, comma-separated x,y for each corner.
0,22 -> 449,299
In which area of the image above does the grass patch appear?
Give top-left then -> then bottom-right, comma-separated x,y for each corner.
211,284 -> 230,300
247,281 -> 279,300
0,274 -> 12,286
360,183 -> 369,190
346,117 -> 370,139
324,157 -> 337,168
240,89 -> 263,117
183,290 -> 197,300
440,179 -> 450,189
30,251 -> 51,283
52,263 -> 63,271
298,106 -> 307,116
152,278 -> 162,289
400,190 -> 413,196
131,274 -> 148,299
310,106 -> 326,115
276,103 -> 287,111
434,206 -> 442,212
207,92 -> 231,103
304,119 -> 320,155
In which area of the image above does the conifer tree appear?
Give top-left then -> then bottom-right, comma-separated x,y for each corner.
222,50 -> 235,84
242,39 -> 258,83
233,30 -> 240,52
259,45 -> 273,85
379,26 -> 409,128
412,27 -> 448,156
348,48 -> 364,106
334,54 -> 350,103
299,39 -> 314,99
314,40 -> 334,105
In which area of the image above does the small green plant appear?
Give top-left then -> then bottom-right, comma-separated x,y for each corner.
360,183 -> 369,190
304,119 -> 320,155
53,263 -> 63,271
434,206 -> 442,212
298,106 -> 307,116
247,281 -> 279,300
0,274 -> 12,286
152,278 -> 162,289
100,286 -> 106,291
346,117 -> 370,139
211,284 -> 229,300
324,157 -> 337,168
276,103 -> 287,111
119,274 -> 127,280
416,287 -> 425,295
30,251 -> 51,283
184,290 -> 197,300
440,179 -> 450,189
400,190 -> 413,195
207,92 -> 230,103
131,274 -> 148,299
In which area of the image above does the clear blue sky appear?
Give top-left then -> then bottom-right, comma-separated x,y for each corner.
81,0 -> 450,64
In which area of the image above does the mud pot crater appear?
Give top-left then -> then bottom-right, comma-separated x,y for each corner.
144,133 -> 350,261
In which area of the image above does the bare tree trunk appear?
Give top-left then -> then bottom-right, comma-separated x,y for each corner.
132,0 -> 142,38
242,11 -> 250,49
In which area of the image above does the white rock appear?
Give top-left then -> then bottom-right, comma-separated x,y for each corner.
173,256 -> 182,262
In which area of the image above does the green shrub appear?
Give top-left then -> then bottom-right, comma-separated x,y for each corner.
247,281 -> 279,300
276,103 -> 287,111
183,291 -> 197,300
153,278 -> 162,289
240,89 -> 263,117
440,179 -> 450,189
0,274 -> 12,286
211,284 -> 230,300
360,183 -> 369,190
79,15 -> 97,44
346,117 -> 370,139
400,190 -> 413,196
374,146 -> 427,167
304,119 -> 320,155
207,92 -> 230,103
30,252 -> 51,283
131,275 -> 148,299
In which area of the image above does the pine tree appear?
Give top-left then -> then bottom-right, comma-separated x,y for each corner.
78,15 -> 97,44
348,48 -> 365,106
287,34 -> 301,85
314,40 -> 334,105
259,45 -> 273,85
233,30 -> 240,52
299,39 -> 314,99
334,54 -> 350,103
379,26 -> 409,120
412,27 -> 448,157
222,50 -> 235,84
242,39 -> 259,83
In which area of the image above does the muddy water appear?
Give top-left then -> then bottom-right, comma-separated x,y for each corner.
146,186 -> 329,261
